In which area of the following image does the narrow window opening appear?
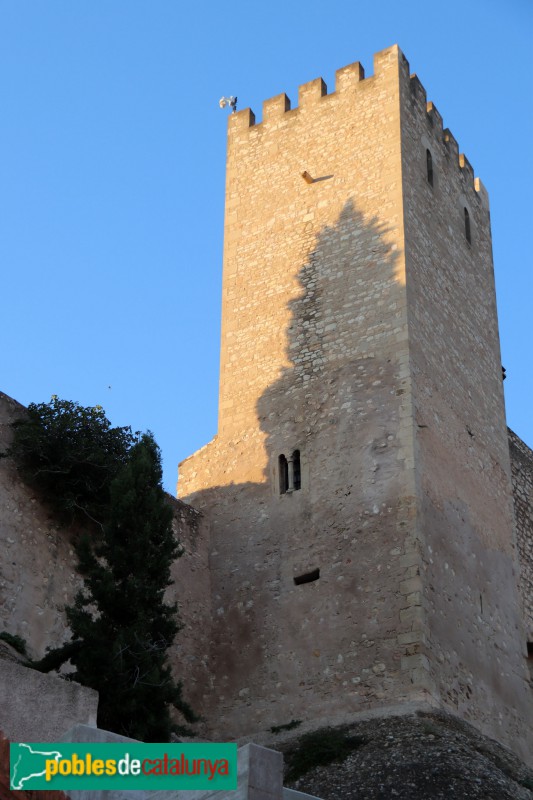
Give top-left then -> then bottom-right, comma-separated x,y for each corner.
464,207 -> 471,245
279,449 -> 302,494
426,149 -> 433,186
293,449 -> 301,490
279,454 -> 288,494
294,568 -> 320,586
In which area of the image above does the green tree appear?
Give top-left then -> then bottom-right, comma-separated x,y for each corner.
38,434 -> 197,741
3,396 -> 135,526
5,397 -> 196,741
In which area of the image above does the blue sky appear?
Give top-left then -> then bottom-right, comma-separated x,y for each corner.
0,1 -> 531,493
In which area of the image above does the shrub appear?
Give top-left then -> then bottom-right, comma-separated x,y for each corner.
285,727 -> 367,782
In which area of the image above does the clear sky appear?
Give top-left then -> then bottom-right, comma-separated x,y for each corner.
0,1 -> 531,493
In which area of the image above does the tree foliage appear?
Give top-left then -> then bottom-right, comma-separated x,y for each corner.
5,396 -> 136,526
63,434 -> 196,740
8,397 -> 196,740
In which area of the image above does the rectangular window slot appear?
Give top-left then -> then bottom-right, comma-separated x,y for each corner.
294,568 -> 320,586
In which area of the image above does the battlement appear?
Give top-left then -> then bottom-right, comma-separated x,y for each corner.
228,45 -> 400,132
426,101 -> 443,131
408,74 -> 486,202
228,46 -> 485,199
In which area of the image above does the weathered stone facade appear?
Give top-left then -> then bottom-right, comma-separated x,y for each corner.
0,392 -> 80,657
0,391 -> 211,721
178,46 -> 533,762
399,60 -> 530,757
165,496 -> 212,719
0,657 -> 98,743
509,428 -> 533,641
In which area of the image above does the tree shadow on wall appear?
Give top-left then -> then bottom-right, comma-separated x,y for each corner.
182,199 -> 406,730
257,198 -> 403,495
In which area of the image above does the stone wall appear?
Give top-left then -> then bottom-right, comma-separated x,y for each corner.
0,392 -> 80,657
508,428 -> 533,641
166,496 -> 212,723
400,56 -> 533,761
0,657 -> 98,742
0,391 -> 212,726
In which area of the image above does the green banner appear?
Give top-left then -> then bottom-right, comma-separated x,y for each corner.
10,742 -> 238,790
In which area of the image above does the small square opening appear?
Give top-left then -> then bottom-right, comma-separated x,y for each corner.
294,568 -> 320,586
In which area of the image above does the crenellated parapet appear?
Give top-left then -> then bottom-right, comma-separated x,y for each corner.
262,92 -> 291,122
228,46 -> 395,131
228,46 -> 486,201
408,73 -> 487,205
335,60 -> 365,92
426,101 -> 444,132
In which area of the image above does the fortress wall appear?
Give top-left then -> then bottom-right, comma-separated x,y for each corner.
166,497 -> 212,722
0,391 -> 81,658
0,658 -> 98,742
400,61 -> 533,760
0,391 -> 210,724
508,428 -> 533,640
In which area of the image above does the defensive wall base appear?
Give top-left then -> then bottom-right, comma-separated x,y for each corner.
0,658 -> 98,743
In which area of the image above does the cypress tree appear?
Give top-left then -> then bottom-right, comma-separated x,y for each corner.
6,399 -> 196,740
53,433 -> 195,740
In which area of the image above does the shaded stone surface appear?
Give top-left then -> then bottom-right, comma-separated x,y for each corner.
509,428 -> 533,641
0,658 -> 98,743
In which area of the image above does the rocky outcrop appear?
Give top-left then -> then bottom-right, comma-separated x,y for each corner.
282,712 -> 533,799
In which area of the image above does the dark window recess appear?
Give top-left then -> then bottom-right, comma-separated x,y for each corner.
527,643 -> 533,680
426,149 -> 433,186
279,449 -> 302,493
293,449 -> 301,490
464,207 -> 471,244
294,568 -> 320,586
279,454 -> 288,494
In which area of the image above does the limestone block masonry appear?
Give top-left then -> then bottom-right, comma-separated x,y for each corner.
178,45 -> 533,763
0,391 -> 211,727
0,392 -> 81,657
509,429 -> 533,641
0,659 -> 98,742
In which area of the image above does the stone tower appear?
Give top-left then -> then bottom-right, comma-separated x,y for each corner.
179,46 -> 532,761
